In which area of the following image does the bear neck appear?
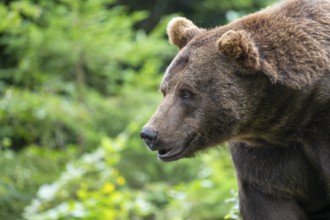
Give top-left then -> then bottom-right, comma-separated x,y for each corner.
234,82 -> 330,147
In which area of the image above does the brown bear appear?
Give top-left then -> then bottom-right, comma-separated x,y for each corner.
140,0 -> 330,219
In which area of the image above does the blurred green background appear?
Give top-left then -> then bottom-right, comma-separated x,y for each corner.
0,0 -> 274,219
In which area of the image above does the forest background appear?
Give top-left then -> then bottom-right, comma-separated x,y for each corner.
0,0 -> 274,219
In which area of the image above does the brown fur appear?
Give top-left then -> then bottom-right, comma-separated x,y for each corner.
167,17 -> 204,49
141,0 -> 330,219
217,30 -> 260,70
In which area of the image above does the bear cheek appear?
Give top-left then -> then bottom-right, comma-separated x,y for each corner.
198,94 -> 240,141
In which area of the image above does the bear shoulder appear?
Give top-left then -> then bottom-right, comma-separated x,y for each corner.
220,0 -> 330,88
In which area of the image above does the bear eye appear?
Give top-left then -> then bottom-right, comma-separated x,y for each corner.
180,89 -> 193,99
182,56 -> 189,64
159,86 -> 166,97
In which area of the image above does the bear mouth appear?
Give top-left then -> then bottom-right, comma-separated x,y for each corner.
157,133 -> 196,162
157,147 -> 185,161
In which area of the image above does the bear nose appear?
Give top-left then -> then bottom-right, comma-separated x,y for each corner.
140,127 -> 158,150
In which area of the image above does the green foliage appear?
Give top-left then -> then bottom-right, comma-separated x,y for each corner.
118,0 -> 276,31
0,0 -> 174,150
187,0 -> 276,26
0,87 -> 161,151
0,146 -> 78,220
23,121 -> 237,220
4,0 -> 173,95
224,191 -> 240,220
0,88 -> 91,149
0,0 -> 176,217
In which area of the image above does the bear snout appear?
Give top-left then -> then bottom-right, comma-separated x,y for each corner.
140,127 -> 158,150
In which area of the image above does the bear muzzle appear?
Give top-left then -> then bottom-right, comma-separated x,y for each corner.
140,127 -> 176,160
141,126 -> 197,161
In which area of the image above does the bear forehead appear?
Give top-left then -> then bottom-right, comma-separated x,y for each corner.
163,32 -> 221,80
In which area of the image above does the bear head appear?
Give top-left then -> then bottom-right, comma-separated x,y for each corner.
141,16 -> 328,161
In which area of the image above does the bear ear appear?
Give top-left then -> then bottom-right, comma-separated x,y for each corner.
167,17 -> 202,49
217,30 -> 260,70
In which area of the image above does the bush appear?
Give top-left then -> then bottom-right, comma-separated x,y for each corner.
23,120 -> 237,220
0,146 -> 78,220
0,0 -> 175,150
0,0 -> 176,217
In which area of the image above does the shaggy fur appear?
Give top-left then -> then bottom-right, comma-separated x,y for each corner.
141,0 -> 330,219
